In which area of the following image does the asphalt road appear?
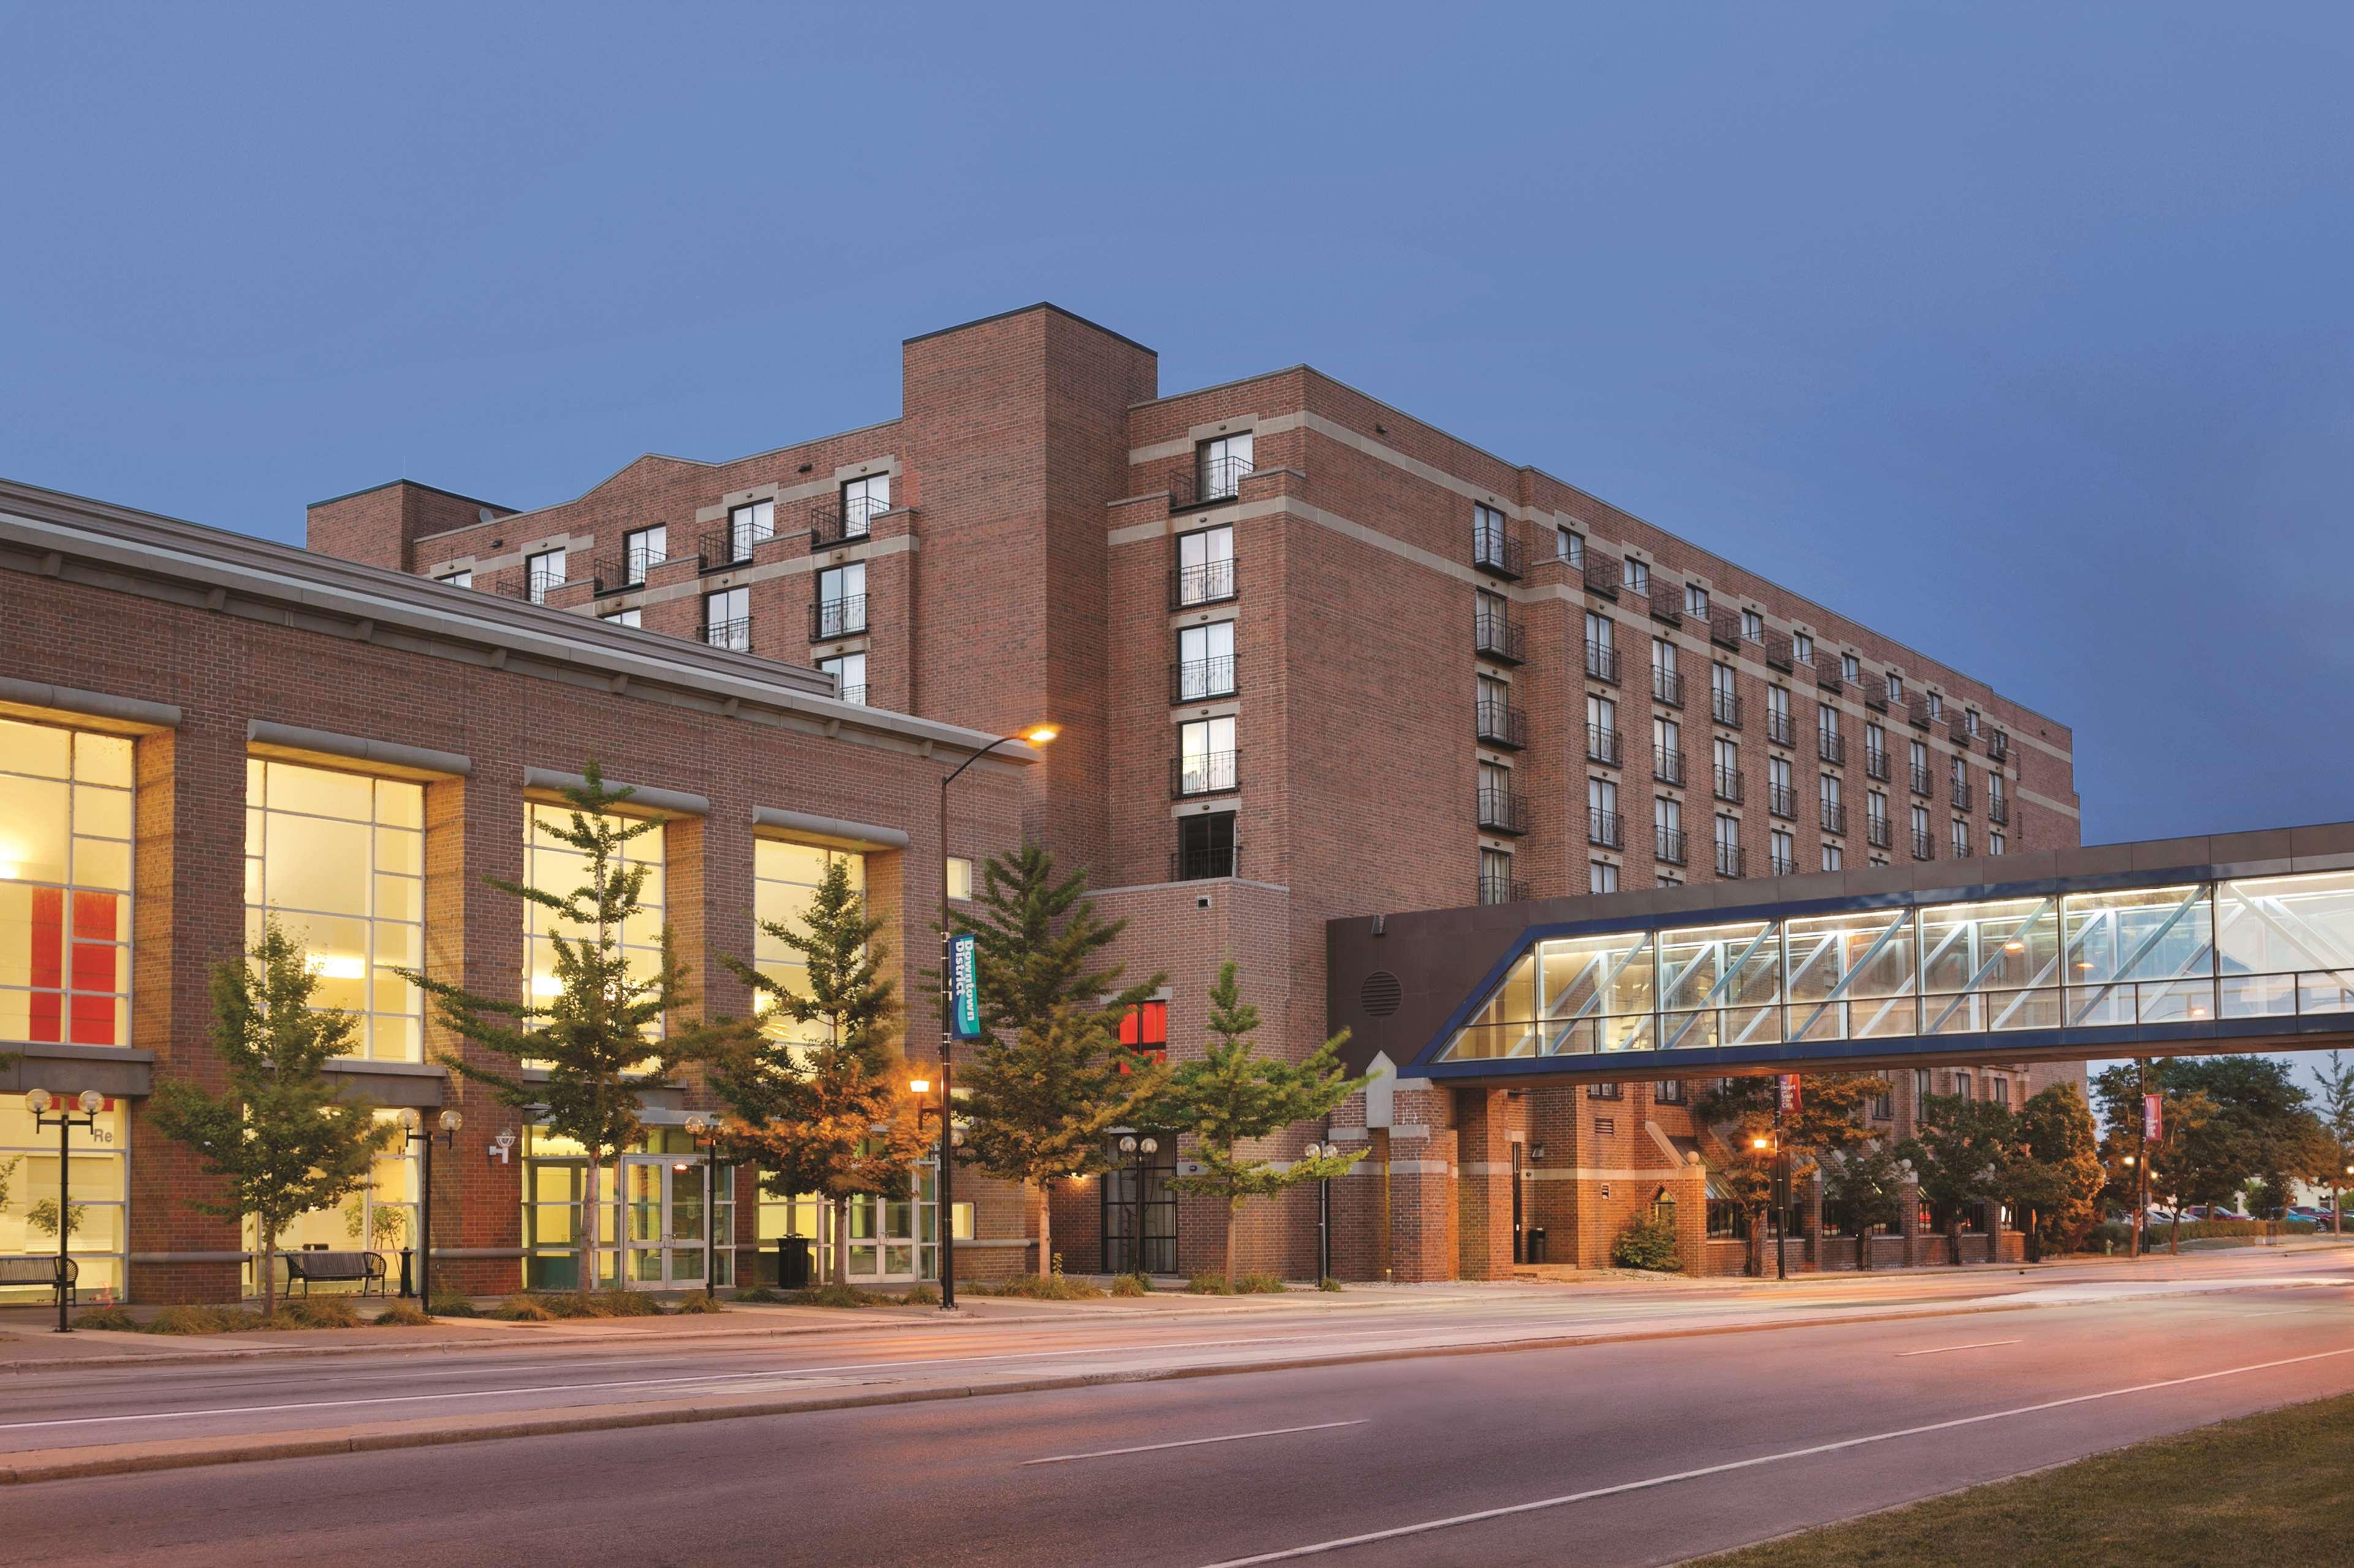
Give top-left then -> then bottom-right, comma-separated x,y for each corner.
4,1252 -> 2351,1566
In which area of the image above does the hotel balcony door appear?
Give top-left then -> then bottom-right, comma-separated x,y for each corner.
1103,1138 -> 1178,1274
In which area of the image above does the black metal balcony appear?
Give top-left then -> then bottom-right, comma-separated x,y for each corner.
1864,746 -> 1890,782
701,523 -> 763,569
1479,787 -> 1529,836
1818,731 -> 1846,767
1168,557 -> 1238,609
1952,778 -> 1973,812
1171,750 -> 1240,799
1584,639 -> 1620,683
1821,802 -> 1848,837
1647,582 -> 1683,626
1764,631 -> 1794,672
1472,520 -> 1525,580
1816,666 -> 1845,697
1652,665 -> 1683,708
1987,731 -> 2010,763
1171,656 -> 1236,704
1708,606 -> 1742,649
837,683 -> 867,706
1911,829 -> 1935,861
1583,550 -> 1621,598
1715,842 -> 1747,880
1867,816 -> 1892,850
1770,850 -> 1798,877
1712,688 -> 1742,728
1475,609 -> 1526,665
1906,693 -> 1933,730
608,537 -> 667,588
1171,842 -> 1239,882
1989,793 -> 2010,826
1766,783 -> 1796,820
1170,452 -> 1255,514
704,616 -> 751,653
1766,710 -> 1795,748
1478,873 -> 1528,907
1910,764 -> 1932,796
1587,725 -> 1621,766
1655,748 -> 1685,787
1476,699 -> 1527,750
1714,766 -> 1745,804
810,595 -> 866,642
1866,676 -> 1892,712
1589,810 -> 1623,850
1656,826 -> 1687,866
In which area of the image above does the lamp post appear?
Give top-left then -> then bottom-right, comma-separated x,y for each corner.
1751,1127 -> 1787,1281
683,1115 -> 724,1301
26,1089 -> 102,1333
1304,1141 -> 1338,1283
399,1108 -> 462,1308
1116,1132 -> 1160,1276
936,723 -> 1057,1312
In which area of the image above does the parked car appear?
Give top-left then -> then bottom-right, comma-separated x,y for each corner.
2284,1206 -> 2327,1225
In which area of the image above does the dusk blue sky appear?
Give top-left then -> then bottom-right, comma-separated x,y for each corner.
5,4 -> 2349,856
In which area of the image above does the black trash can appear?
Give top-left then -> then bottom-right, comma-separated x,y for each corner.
1525,1227 -> 1547,1265
776,1235 -> 814,1289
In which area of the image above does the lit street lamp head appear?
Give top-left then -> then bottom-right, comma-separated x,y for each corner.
908,1078 -> 931,1097
25,1087 -> 51,1114
1023,725 -> 1059,746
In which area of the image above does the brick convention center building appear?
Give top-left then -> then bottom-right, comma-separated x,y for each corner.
0,303 -> 2085,1300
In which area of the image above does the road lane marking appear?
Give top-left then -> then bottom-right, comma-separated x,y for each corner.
1895,1339 -> 2021,1357
1192,1344 -> 2354,1566
1023,1420 -> 1368,1466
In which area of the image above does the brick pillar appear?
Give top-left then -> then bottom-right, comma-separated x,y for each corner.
1675,1155 -> 1708,1276
1455,1087 -> 1516,1281
1900,1178 -> 1923,1268
1384,1083 -> 1458,1283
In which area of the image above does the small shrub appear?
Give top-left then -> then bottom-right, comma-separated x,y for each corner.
280,1295 -> 364,1330
671,1293 -> 726,1314
145,1304 -> 227,1335
1317,1277 -> 1343,1293
799,1282 -> 877,1309
1188,1272 -> 1233,1295
1610,1216 -> 1683,1273
900,1284 -> 941,1306
587,1289 -> 663,1317
992,1272 -> 1104,1300
1110,1273 -> 1150,1298
1235,1272 -> 1286,1294
372,1303 -> 433,1327
729,1286 -> 786,1303
427,1293 -> 479,1318
492,1295 -> 555,1322
954,1279 -> 992,1298
74,1306 -> 140,1332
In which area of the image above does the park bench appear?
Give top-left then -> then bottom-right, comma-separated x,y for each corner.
281,1249 -> 387,1297
0,1255 -> 78,1306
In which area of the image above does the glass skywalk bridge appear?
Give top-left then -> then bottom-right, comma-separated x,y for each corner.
1381,829 -> 2354,1083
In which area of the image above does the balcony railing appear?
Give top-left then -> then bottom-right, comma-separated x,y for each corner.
1652,665 -> 1683,708
1987,731 -> 2010,763
1170,557 -> 1238,609
1477,873 -> 1528,907
701,523 -> 763,569
837,684 -> 867,706
1816,666 -> 1845,697
1587,725 -> 1621,767
1714,767 -> 1745,804
810,595 -> 866,642
1818,731 -> 1846,767
1472,521 -> 1525,580
1764,631 -> 1795,672
1989,793 -> 2010,826
809,490 -> 894,547
1170,453 -> 1255,513
1655,748 -> 1685,788
1911,829 -> 1935,861
1475,609 -> 1526,664
1768,784 -> 1797,820
1656,826 -> 1687,866
704,617 -> 751,653
1952,778 -> 1974,812
1910,764 -> 1932,796
1479,787 -> 1529,836
1171,751 -> 1240,799
1866,677 -> 1893,713
1708,607 -> 1742,649
1172,842 -> 1239,882
1715,842 -> 1747,880
1868,815 -> 1892,850
1711,688 -> 1742,728
1766,710 -> 1795,747
1647,582 -> 1683,625
1589,810 -> 1623,850
1864,746 -> 1890,782
1171,657 -> 1236,704
619,538 -> 668,587
1770,850 -> 1798,877
1476,699 -> 1527,750
1584,639 -> 1620,683
1906,694 -> 1933,730
1821,802 -> 1848,837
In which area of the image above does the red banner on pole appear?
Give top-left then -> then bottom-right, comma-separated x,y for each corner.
2144,1094 -> 2163,1143
1778,1075 -> 1802,1113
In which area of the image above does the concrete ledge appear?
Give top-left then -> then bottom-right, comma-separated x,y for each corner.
523,767 -> 709,817
751,805 -> 910,852
248,720 -> 471,778
0,676 -> 180,730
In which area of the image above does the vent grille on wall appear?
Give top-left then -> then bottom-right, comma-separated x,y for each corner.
1360,970 -> 1404,1017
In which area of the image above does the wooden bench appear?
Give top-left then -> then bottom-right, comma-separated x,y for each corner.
0,1255 -> 78,1306
282,1250 -> 388,1297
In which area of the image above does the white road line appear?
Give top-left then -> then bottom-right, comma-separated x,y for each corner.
1023,1420 -> 1368,1466
1192,1344 -> 2354,1567
1895,1339 -> 2022,1357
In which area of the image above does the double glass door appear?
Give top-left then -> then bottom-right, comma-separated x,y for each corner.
620,1156 -> 705,1290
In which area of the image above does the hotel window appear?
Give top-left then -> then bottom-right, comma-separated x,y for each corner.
0,718 -> 132,1049
1909,738 -> 1930,786
705,586 -> 750,652
601,609 -> 641,629
1954,1073 -> 1974,1102
1792,631 -> 1814,664
1911,803 -> 1932,854
1176,812 -> 1236,881
820,652 -> 867,705
1651,634 -> 1677,686
752,839 -> 866,1043
1622,558 -> 1649,595
1587,775 -> 1618,843
1871,1076 -> 1894,1119
1655,794 -> 1681,851
1586,693 -> 1618,763
245,758 -> 423,1063
1767,683 -> 1791,739
816,563 -> 866,640
439,569 -> 473,590
1868,790 -> 1889,837
1479,847 -> 1516,905
1584,610 -> 1615,679
1178,716 -> 1238,796
1589,1081 -> 1623,1101
1178,619 -> 1236,701
1913,1068 -> 1931,1103
1842,652 -> 1859,682
1654,1079 -> 1686,1105
525,797 -> 663,1023
1927,692 -> 1943,720
1558,527 -> 1584,566
1821,771 -> 1843,820
728,499 -> 775,560
1653,715 -> 1680,780
623,525 -> 667,584
1590,859 -> 1618,894
1200,433 -> 1254,501
1684,583 -> 1709,617
1175,524 -> 1235,606
842,473 -> 891,537
1951,818 -> 1971,858
1964,707 -> 1980,735
1713,813 -> 1740,866
526,548 -> 566,605
1770,828 -> 1794,876
1887,673 -> 1905,702
1741,608 -> 1763,640
1990,829 -> 2006,856
1821,842 -> 1842,872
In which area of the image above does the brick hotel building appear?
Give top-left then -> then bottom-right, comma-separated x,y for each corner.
0,304 -> 2082,1300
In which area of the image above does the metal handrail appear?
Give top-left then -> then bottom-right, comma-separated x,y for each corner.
1714,767 -> 1745,804
1171,657 -> 1237,703
1590,810 -> 1623,850
1655,748 -> 1685,787
1169,557 -> 1238,609
1479,788 -> 1529,835
1171,751 -> 1240,798
1819,731 -> 1846,766
810,595 -> 867,641
1476,611 -> 1527,663
704,616 -> 751,652
1477,700 -> 1528,749
1588,725 -> 1622,766
1656,826 -> 1688,865
1712,690 -> 1742,728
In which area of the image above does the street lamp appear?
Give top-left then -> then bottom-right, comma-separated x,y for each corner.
937,723 -> 1056,1311
1750,1130 -> 1788,1281
1116,1132 -> 1160,1276
26,1089 -> 102,1334
683,1115 -> 725,1300
1303,1141 -> 1339,1283
399,1108 -> 462,1307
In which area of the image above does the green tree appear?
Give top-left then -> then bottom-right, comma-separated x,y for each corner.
1899,1094 -> 2017,1265
2161,1057 -> 2328,1219
2313,1051 -> 2354,1235
1694,1073 -> 1878,1275
2016,1083 -> 2105,1258
715,856 -> 927,1286
955,844 -> 1160,1037
404,764 -> 733,1296
2091,1060 -> 2214,1253
1819,1140 -> 1910,1269
150,919 -> 400,1315
1154,962 -> 1364,1282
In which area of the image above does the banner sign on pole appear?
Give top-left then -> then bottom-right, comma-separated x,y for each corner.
948,932 -> 982,1040
2144,1094 -> 2163,1144
1777,1074 -> 1801,1113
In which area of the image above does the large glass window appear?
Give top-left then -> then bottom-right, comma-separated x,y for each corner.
816,563 -> 866,639
0,718 -> 132,1048
842,474 -> 890,536
751,839 -> 866,1044
0,1095 -> 128,1303
524,799 -> 663,1026
1175,525 -> 1235,606
246,759 -> 423,1063
2216,870 -> 2354,1018
245,1108 -> 416,1296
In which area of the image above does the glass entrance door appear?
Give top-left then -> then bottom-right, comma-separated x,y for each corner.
619,1156 -> 706,1290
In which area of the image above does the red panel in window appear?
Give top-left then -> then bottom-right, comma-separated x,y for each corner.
69,992 -> 118,1046
1118,1001 -> 1168,1049
72,890 -> 118,941
29,887 -> 64,1043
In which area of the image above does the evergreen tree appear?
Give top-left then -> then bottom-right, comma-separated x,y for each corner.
1819,1140 -> 1909,1269
150,919 -> 400,1315
1899,1094 -> 2017,1265
2314,1051 -> 2354,1235
956,844 -> 1161,1035
1154,962 -> 1364,1282
715,856 -> 927,1286
404,764 -> 733,1296
2016,1082 -> 2105,1258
